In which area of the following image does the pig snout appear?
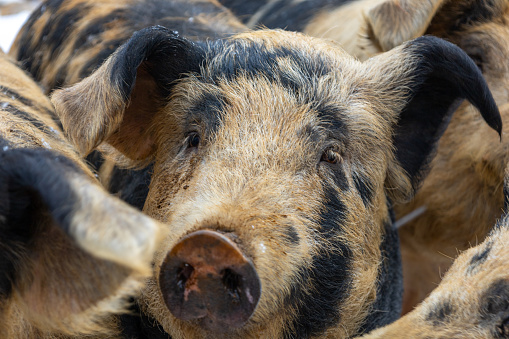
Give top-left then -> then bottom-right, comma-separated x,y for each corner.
159,230 -> 261,331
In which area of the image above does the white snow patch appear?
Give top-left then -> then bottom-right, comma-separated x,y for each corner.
0,10 -> 32,52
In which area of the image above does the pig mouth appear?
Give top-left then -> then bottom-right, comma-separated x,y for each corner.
159,230 -> 261,332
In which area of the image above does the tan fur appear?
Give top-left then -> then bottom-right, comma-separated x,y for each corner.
360,211 -> 509,339
260,0 -> 509,314
9,0 -> 246,94
11,0 -> 503,336
394,0 -> 509,313
298,0 -> 447,62
0,50 -> 165,337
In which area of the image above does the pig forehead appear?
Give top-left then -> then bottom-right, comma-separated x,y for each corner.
176,75 -> 379,144
183,40 -> 381,123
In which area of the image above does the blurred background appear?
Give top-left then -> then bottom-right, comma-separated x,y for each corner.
0,0 -> 40,52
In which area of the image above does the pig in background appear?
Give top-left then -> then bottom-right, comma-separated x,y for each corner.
0,49 -> 164,338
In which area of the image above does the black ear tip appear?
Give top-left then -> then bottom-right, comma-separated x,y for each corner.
481,101 -> 502,139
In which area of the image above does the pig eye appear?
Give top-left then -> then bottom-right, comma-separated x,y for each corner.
321,148 -> 341,164
187,133 -> 200,148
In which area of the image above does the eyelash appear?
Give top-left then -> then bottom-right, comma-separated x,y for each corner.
321,148 -> 341,164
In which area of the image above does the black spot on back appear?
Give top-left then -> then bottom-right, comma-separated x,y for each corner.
45,4 -> 91,59
0,86 -> 62,129
426,301 -> 455,326
79,38 -> 127,79
219,0 -> 353,30
71,9 -> 126,54
283,186 -> 352,338
481,279 -> 509,320
1,104 -> 58,141
468,242 -> 492,274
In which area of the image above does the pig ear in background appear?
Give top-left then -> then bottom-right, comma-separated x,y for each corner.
51,26 -> 205,165
0,143 -> 163,334
366,0 -> 446,51
371,36 -> 502,203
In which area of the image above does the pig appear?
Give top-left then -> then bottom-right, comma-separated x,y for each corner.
360,164 -> 509,339
0,49 -> 163,338
214,0 -> 509,313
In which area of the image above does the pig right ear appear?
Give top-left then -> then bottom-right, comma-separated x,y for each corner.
51,26 -> 205,164
366,0 -> 446,51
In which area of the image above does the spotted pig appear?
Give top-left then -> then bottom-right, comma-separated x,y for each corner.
9,0 -> 503,337
0,49 -> 164,338
215,0 -> 509,313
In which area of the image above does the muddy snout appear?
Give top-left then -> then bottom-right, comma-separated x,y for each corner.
159,230 -> 261,331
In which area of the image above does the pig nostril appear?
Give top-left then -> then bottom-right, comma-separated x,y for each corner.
176,263 -> 194,290
222,268 -> 242,302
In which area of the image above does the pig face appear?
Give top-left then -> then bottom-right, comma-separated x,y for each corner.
51,28 -> 501,337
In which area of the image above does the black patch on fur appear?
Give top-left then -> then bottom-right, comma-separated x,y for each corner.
436,0 -> 505,33
316,103 -> 349,138
0,86 -> 62,129
46,4 -> 91,58
219,0 -> 353,30
393,36 -> 501,192
71,9 -> 126,54
282,186 -> 352,338
119,301 -> 171,338
1,104 -> 56,139
218,0 -> 271,23
109,26 -> 205,103
204,39 -> 333,95
15,2 -> 90,83
357,207 -> 402,334
352,173 -> 374,207
186,91 -> 225,136
108,165 -> 153,211
426,301 -> 455,326
285,225 -> 300,246
0,142 -> 84,297
481,279 -> 509,319
78,38 -> 127,79
468,242 -> 492,273
126,0 -> 237,41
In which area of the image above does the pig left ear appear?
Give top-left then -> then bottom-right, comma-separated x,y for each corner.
366,0 -> 447,51
51,26 -> 205,165
372,36 -> 502,202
